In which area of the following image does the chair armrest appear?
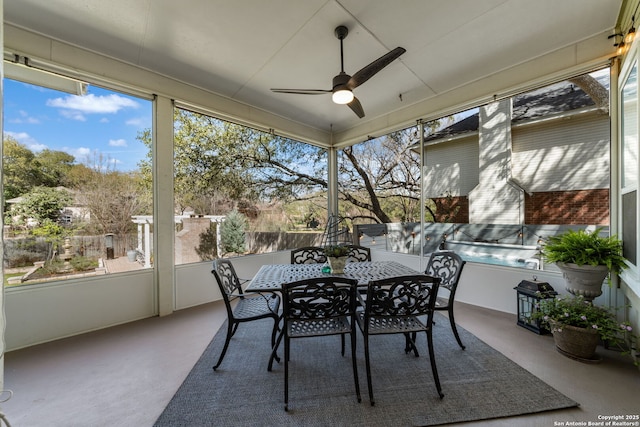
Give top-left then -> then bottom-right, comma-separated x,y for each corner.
228,291 -> 279,314
228,291 -> 278,300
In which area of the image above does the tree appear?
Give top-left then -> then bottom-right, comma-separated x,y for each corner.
8,186 -> 72,225
568,74 -> 609,112
33,149 -> 76,188
79,153 -> 150,249
2,136 -> 39,201
137,110 -> 257,215
220,210 -> 247,255
138,109 -> 428,226
2,137 -> 78,202
338,129 -> 421,223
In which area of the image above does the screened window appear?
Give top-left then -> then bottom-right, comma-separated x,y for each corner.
345,68 -> 611,271
3,76 -> 153,287
172,107 -> 327,264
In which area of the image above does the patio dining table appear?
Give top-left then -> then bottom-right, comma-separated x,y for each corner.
246,260 -> 422,292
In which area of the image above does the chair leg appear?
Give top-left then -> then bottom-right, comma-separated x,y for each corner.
426,329 -> 444,399
284,335 -> 290,411
270,315 -> 281,363
231,322 -> 240,337
213,320 -> 235,371
448,308 -> 466,350
350,331 -> 361,403
403,332 -> 419,356
268,328 -> 285,372
341,334 -> 345,356
363,336 -> 375,406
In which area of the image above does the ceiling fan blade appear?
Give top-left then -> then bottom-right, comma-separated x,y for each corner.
347,96 -> 365,118
270,88 -> 332,95
347,47 -> 406,89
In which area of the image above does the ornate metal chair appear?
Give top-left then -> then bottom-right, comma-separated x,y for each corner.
270,277 -> 361,411
211,259 -> 281,371
290,246 -> 327,264
356,274 -> 443,405
344,244 -> 371,262
425,251 -> 467,349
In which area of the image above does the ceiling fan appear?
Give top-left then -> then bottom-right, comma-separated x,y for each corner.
271,25 -> 406,118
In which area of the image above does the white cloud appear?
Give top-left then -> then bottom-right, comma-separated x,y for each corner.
125,117 -> 144,126
60,110 -> 87,121
4,131 -> 47,151
9,110 -> 40,124
62,146 -> 92,161
30,142 -> 48,152
100,117 -> 110,123
9,117 -> 40,124
46,93 -> 139,114
109,138 -> 128,147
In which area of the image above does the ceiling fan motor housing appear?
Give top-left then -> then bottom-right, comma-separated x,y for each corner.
332,72 -> 351,91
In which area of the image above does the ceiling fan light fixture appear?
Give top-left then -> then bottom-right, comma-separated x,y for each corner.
332,88 -> 354,104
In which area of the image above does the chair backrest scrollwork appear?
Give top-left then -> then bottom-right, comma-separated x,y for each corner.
344,244 -> 371,262
425,251 -> 465,293
212,259 -> 244,303
363,275 -> 440,329
283,277 -> 358,323
290,246 -> 327,264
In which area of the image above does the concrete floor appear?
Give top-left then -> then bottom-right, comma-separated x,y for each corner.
2,301 -> 639,427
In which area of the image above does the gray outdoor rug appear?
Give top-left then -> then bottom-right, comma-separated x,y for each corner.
154,315 -> 578,427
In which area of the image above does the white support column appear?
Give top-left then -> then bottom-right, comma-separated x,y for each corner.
154,96 -> 175,316
137,223 -> 143,252
216,219 -> 223,258
327,146 -> 338,229
144,222 -> 151,268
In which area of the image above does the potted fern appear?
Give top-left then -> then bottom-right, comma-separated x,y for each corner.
541,228 -> 628,301
323,245 -> 350,274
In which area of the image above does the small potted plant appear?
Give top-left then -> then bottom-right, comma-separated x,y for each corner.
323,245 -> 350,273
533,294 -> 634,362
541,228 -> 628,301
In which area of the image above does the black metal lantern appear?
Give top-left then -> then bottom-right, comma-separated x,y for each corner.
514,277 -> 557,334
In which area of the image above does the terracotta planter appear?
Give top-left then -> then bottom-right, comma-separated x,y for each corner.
327,256 -> 347,274
556,262 -> 609,302
551,323 -> 601,362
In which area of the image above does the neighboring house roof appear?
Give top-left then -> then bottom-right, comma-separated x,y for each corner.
425,114 -> 479,143
511,80 -> 597,123
424,76 -> 607,144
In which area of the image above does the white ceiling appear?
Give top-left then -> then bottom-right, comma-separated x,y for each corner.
3,0 -> 623,142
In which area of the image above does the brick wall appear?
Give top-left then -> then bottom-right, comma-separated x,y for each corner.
525,189 -> 609,225
432,196 -> 469,223
430,190 -> 609,225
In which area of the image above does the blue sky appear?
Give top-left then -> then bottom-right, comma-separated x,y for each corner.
3,78 -> 152,172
